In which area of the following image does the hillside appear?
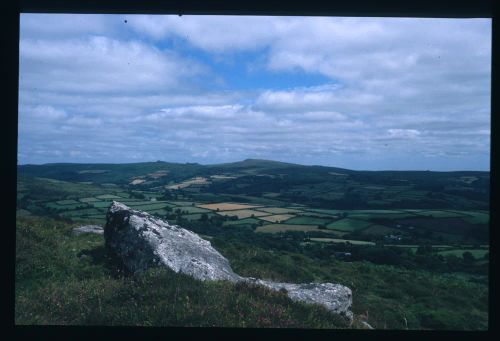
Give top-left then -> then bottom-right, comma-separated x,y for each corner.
15,159 -> 490,329
15,215 -> 488,329
17,159 -> 489,210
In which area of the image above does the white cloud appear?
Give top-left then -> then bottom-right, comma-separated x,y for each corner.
20,13 -> 119,40
17,14 -> 491,170
387,129 -> 421,139
126,15 -> 278,52
25,105 -> 67,120
19,36 -> 207,94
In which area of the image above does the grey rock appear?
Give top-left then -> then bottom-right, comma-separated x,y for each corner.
105,201 -> 353,320
104,201 -> 241,282
72,225 -> 104,236
244,277 -> 353,320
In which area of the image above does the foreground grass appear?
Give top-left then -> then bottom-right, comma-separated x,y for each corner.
212,239 -> 488,330
15,216 -> 349,328
15,216 -> 488,329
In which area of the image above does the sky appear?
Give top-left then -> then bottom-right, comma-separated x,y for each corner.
18,14 -> 491,171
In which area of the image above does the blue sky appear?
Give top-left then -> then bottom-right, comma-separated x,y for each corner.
18,14 -> 491,170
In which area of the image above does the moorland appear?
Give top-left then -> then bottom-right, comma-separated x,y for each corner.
15,159 -> 489,329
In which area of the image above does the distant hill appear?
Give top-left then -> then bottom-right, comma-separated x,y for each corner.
17,159 -> 489,183
17,159 -> 489,210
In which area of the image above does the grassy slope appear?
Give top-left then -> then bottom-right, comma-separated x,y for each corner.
15,216 -> 349,328
212,240 -> 488,330
15,215 -> 488,330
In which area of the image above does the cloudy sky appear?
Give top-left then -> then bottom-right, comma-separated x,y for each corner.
18,14 -> 491,170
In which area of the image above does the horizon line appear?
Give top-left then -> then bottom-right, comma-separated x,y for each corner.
16,158 -> 491,173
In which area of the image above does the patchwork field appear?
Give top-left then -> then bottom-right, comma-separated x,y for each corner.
95,194 -> 124,200
167,201 -> 197,206
223,218 -> 261,226
217,209 -> 269,219
92,201 -> 113,208
175,206 -> 211,214
413,210 -> 468,218
285,216 -> 333,226
59,208 -> 103,217
181,213 -> 215,221
129,203 -> 172,211
346,211 -> 416,220
258,214 -> 295,223
362,224 -> 401,235
255,224 -> 323,233
166,177 -> 210,189
126,201 -> 170,206
146,209 -> 169,216
79,197 -> 101,203
198,203 -> 264,211
303,208 -> 341,216
55,199 -> 80,205
309,238 -> 375,245
255,207 -> 304,214
326,218 -> 373,232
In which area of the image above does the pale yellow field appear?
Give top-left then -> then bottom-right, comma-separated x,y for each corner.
197,202 -> 263,211
148,170 -> 168,179
166,177 -> 210,189
258,214 -> 295,223
216,209 -> 269,219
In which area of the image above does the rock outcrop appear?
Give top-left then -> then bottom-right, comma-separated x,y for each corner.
104,201 -> 353,320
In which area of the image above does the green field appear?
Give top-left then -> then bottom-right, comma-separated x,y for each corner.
175,206 -> 211,214
255,224 -> 327,233
326,218 -> 372,232
168,201 -> 196,206
95,194 -> 123,200
55,199 -> 81,205
348,210 -> 402,214
285,216 -> 333,226
145,209 -> 168,216
59,208 -> 103,217
362,225 -> 401,235
309,238 -> 375,245
413,210 -> 467,218
303,208 -> 341,216
78,197 -> 101,203
255,207 -> 304,214
121,200 -> 161,206
130,203 -> 172,211
180,213 -> 205,221
258,214 -> 295,223
297,211 -> 338,218
346,212 -> 414,220
223,218 -> 261,226
45,202 -> 88,210
461,211 -> 489,224
92,201 -> 113,208
438,249 -> 489,259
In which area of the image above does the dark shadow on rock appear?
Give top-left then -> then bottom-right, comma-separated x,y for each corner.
77,245 -> 132,278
